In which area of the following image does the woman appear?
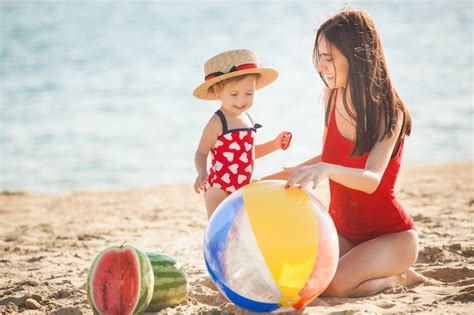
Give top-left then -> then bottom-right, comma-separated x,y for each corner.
267,9 -> 427,297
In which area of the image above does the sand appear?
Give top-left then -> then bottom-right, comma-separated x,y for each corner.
0,161 -> 473,314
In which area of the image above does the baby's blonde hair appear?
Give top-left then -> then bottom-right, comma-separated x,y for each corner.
210,74 -> 261,96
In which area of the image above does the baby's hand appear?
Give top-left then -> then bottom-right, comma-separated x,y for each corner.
275,131 -> 292,150
194,173 -> 208,193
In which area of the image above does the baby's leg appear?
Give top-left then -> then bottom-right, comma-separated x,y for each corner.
204,187 -> 228,218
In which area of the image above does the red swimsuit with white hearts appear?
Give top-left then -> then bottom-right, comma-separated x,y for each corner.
205,110 -> 261,195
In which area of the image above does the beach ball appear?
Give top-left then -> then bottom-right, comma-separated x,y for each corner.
204,180 -> 339,313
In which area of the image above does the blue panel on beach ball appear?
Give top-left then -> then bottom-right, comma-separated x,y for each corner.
204,191 -> 244,285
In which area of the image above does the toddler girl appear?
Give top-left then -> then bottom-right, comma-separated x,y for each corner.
193,49 -> 291,218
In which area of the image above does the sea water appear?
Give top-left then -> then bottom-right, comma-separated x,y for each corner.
1,0 -> 472,191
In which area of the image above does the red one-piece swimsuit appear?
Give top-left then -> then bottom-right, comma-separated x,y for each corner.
205,110 -> 261,195
321,93 -> 415,245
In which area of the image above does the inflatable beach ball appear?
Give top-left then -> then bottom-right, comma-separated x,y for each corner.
204,180 -> 339,313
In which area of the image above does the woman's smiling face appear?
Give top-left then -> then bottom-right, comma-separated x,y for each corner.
317,35 -> 349,89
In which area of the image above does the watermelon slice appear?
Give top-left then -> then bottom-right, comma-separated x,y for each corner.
145,252 -> 188,311
86,244 -> 154,315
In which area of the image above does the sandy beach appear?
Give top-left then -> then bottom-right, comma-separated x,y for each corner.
0,161 -> 473,314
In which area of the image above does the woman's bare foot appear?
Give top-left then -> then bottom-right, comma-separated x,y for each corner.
400,268 -> 428,286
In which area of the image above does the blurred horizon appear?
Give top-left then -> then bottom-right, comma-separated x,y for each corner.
1,0 -> 473,192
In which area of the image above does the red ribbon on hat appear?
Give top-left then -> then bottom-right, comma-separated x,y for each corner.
205,63 -> 259,81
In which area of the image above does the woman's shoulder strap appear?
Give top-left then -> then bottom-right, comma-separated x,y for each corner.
325,88 -> 337,127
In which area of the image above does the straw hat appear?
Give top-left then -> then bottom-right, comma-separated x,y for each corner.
193,49 -> 279,100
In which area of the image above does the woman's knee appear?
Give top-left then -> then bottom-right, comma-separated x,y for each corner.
404,229 -> 420,265
322,265 -> 356,297
391,229 -> 419,263
322,275 -> 350,297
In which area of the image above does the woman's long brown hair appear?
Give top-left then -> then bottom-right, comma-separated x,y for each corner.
314,9 -> 411,156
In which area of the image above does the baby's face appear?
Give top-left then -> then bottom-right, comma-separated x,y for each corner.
219,75 -> 256,115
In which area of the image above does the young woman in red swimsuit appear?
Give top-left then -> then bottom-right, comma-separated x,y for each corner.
266,9 -> 426,297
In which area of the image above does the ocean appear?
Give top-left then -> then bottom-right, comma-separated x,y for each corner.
1,0 -> 472,192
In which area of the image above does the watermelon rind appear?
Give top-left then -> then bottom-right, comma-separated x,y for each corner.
145,252 -> 188,312
86,244 -> 154,315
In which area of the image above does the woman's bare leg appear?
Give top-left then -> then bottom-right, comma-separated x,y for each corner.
338,234 -> 354,257
322,229 -> 426,297
204,187 -> 228,218
348,268 -> 427,297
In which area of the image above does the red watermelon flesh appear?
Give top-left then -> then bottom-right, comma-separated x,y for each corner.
87,245 -> 154,315
92,249 -> 139,314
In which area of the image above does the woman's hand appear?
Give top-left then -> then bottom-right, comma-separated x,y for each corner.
285,163 -> 330,189
194,172 -> 208,193
274,131 -> 292,150
282,166 -> 296,174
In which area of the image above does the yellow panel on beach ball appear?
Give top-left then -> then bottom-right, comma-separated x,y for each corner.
242,181 -> 319,301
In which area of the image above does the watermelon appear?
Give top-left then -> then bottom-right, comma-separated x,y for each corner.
86,244 -> 154,315
145,252 -> 188,311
